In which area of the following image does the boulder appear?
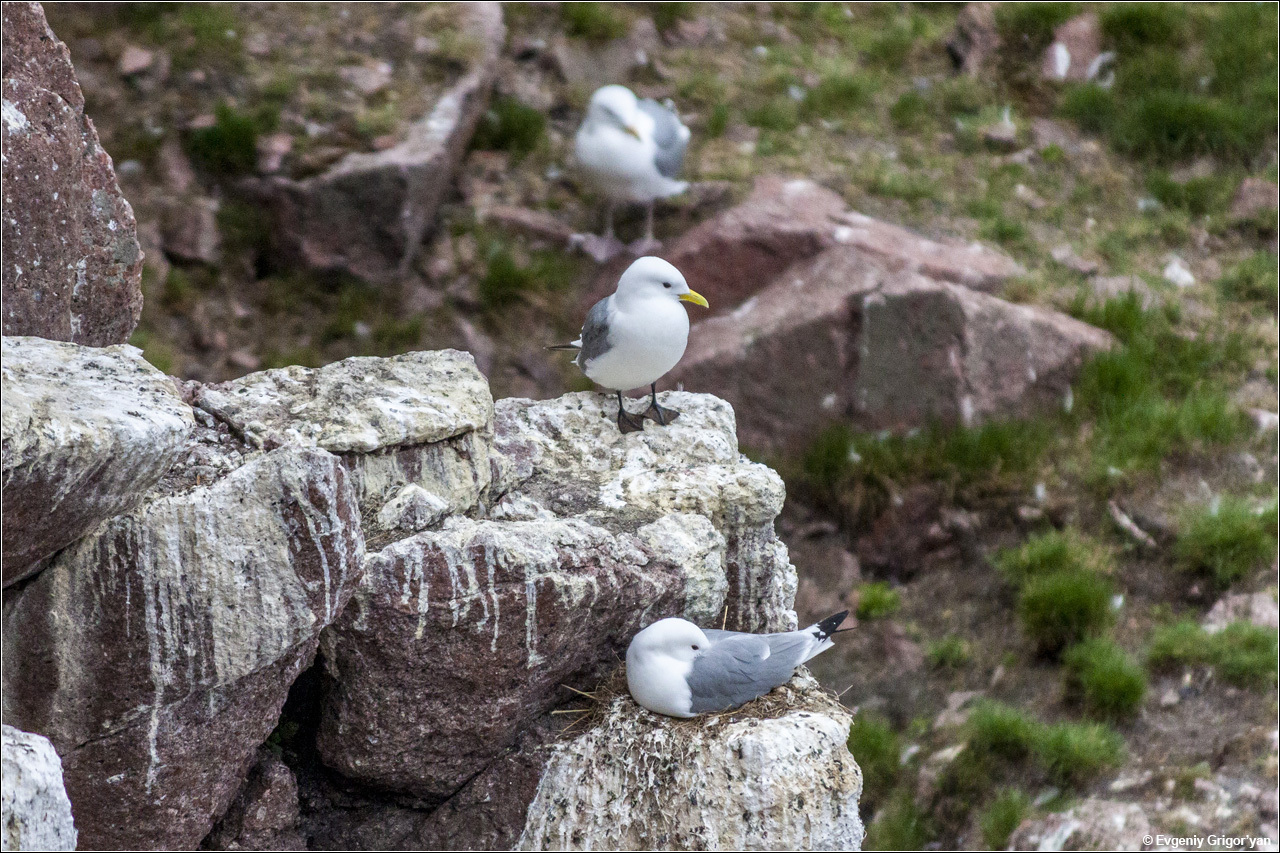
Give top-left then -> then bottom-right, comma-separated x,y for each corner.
516,673 -> 864,851
1203,592 -> 1280,633
1,336 -> 195,586
1009,798 -> 1152,851
203,750 -> 306,851
670,246 -> 1111,453
1,444 -> 364,850
193,348 -> 495,526
946,3 -> 1000,77
316,391 -> 798,800
260,2 -> 504,283
1040,13 -> 1106,83
1230,178 -> 1279,222
2,2 -> 143,345
1,725 -> 76,852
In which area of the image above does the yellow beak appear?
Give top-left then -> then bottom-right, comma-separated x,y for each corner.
624,124 -> 642,140
680,290 -> 709,308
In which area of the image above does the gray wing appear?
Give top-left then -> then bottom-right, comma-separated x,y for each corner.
686,632 -> 813,714
638,99 -> 688,180
576,296 -> 614,367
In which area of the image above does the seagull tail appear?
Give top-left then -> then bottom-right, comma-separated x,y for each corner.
810,610 -> 850,642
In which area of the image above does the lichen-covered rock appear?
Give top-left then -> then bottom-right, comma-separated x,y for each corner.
194,349 -> 494,528
317,391 -> 798,801
1,336 -> 195,585
1,2 -> 143,345
516,674 -> 864,851
1,445 -> 363,850
1,725 -> 76,852
260,2 -> 504,283
671,246 -> 1111,453
1008,798 -> 1151,851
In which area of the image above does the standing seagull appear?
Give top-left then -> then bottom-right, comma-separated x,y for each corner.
626,611 -> 850,718
550,256 -> 707,434
574,84 -> 691,261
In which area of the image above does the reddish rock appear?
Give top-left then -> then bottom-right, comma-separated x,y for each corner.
1040,12 -> 1104,82
2,2 -> 144,346
947,3 -> 1000,76
1230,177 -> 1279,221
1,445 -> 364,849
260,3 -> 504,283
204,750 -> 306,851
670,245 -> 1110,453
159,195 -> 221,264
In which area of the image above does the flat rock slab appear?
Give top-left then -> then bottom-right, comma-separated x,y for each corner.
516,675 -> 864,851
1,336 -> 195,585
195,349 -> 493,453
1,725 -> 77,852
2,2 -> 143,345
2,446 -> 364,850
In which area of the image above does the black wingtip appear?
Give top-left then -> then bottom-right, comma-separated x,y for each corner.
813,610 -> 850,640
546,343 -> 579,351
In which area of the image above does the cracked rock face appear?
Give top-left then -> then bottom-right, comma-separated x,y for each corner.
316,390 -> 799,806
1,446 -> 364,850
1,336 -> 195,586
1,725 -> 77,852
516,674 -> 864,851
1,2 -> 144,345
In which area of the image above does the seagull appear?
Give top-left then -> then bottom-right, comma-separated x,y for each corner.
626,611 -> 850,718
574,84 -> 691,261
549,256 -> 707,434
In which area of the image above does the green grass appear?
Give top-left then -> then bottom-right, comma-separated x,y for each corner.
1144,171 -> 1235,218
562,2 -> 628,42
979,789 -> 1031,850
476,239 -> 580,313
1034,720 -> 1125,786
865,791 -> 933,851
962,701 -> 1124,787
926,636 -> 972,670
856,582 -> 901,620
968,702 -> 1038,762
1019,570 -> 1115,656
993,529 -> 1115,587
471,97 -> 546,158
1174,498 -> 1278,588
649,2 -> 691,33
184,101 -> 272,177
1062,638 -> 1148,719
1149,619 -> 1279,689
847,713 -> 901,810
1217,252 -> 1279,314
800,74 -> 874,120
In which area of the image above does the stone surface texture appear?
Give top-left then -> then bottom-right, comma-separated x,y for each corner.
1,2 -> 143,345
1,725 -> 77,852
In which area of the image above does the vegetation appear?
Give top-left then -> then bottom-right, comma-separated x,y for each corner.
1217,252 -> 1280,313
561,2 -> 628,42
979,789 -> 1031,850
925,636 -> 971,670
994,529 -> 1115,587
855,582 -> 902,620
1174,498 -> 1279,588
1062,638 -> 1148,719
471,97 -> 546,158
847,713 -> 902,810
184,101 -> 271,177
864,792 -> 933,851
1148,620 -> 1279,689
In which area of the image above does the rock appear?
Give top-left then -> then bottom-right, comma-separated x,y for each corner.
669,246 -> 1111,453
982,113 -> 1020,152
1040,13 -> 1104,83
947,3 -> 999,76
1088,274 -> 1161,309
194,349 -> 494,524
515,674 -> 864,851
915,743 -> 966,806
339,61 -> 393,97
1051,243 -> 1100,275
159,195 -> 221,264
2,1 -> 144,345
1230,178 -> 1279,221
261,2 -> 504,283
1,726 -> 77,852
1,445 -> 364,849
203,749 -> 306,851
933,691 -> 983,730
549,18 -> 659,89
1163,255 -> 1196,288
317,390 -> 798,798
1009,798 -> 1152,851
483,205 -> 576,247
117,45 -> 153,76
1203,592 -> 1280,633
1,336 -> 195,586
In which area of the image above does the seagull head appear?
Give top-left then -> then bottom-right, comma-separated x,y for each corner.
587,84 -> 643,141
615,256 -> 709,309
628,617 -> 709,666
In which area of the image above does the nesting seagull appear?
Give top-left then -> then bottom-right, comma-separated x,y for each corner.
626,611 -> 850,718
574,84 -> 690,261
549,256 -> 707,434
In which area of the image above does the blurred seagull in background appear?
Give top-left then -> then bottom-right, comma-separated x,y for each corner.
626,611 -> 850,718
574,84 -> 690,262
549,256 -> 707,434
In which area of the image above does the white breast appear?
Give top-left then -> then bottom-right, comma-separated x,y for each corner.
626,648 -> 694,718
582,296 -> 689,392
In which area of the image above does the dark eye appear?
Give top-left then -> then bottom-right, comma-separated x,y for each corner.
691,644 -> 699,650
663,282 -> 672,289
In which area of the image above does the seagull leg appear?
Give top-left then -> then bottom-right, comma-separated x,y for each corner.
572,202 -> 624,263
627,202 -> 663,255
642,383 -> 680,425
603,201 -> 617,241
616,391 -> 646,434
